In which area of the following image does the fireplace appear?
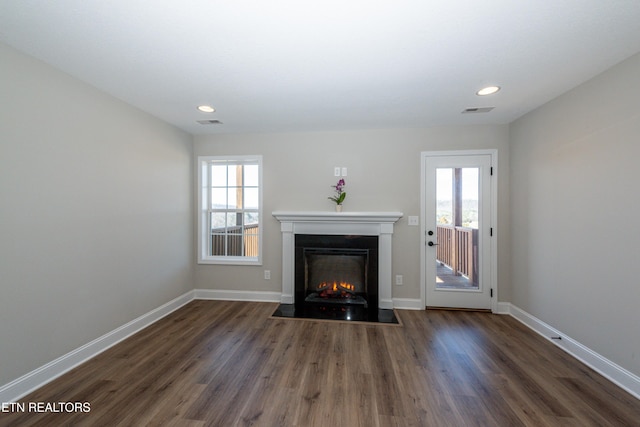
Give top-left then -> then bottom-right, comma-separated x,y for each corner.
295,234 -> 378,313
272,211 -> 402,323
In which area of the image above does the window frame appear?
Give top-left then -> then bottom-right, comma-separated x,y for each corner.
197,155 -> 263,265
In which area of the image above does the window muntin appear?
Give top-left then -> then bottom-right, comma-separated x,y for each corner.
198,156 -> 262,264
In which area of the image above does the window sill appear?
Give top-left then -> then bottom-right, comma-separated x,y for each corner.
198,256 -> 262,266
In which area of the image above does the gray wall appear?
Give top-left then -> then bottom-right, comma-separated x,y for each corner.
0,43 -> 194,386
510,52 -> 640,376
193,126 -> 511,304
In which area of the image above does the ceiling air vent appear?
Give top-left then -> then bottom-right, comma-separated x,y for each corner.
462,107 -> 494,114
197,119 -> 223,125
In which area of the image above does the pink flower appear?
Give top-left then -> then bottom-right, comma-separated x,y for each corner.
328,179 -> 347,205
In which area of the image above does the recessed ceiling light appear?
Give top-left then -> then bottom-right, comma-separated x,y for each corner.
476,86 -> 501,96
197,105 -> 215,113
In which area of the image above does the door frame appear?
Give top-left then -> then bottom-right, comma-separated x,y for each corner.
420,149 -> 498,312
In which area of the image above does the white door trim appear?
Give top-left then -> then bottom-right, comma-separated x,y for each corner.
420,149 -> 498,312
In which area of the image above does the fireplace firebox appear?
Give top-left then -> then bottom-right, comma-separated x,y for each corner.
304,249 -> 368,306
294,234 -> 378,318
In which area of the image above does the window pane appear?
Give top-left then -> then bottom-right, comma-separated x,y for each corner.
227,165 -> 239,187
226,212 -> 238,227
211,165 -> 227,186
244,188 -> 259,209
211,188 -> 226,209
244,225 -> 259,257
210,212 -> 226,230
227,188 -> 239,209
436,168 -> 453,225
461,168 -> 479,228
244,212 -> 259,226
244,164 -> 259,186
211,233 -> 226,256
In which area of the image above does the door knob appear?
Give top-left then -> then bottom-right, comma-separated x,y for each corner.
428,241 -> 439,246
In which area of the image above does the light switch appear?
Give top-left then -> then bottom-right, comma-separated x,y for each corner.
341,167 -> 348,177
408,216 -> 419,226
334,167 -> 341,177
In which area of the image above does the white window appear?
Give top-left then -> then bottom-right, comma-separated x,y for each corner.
198,155 -> 262,265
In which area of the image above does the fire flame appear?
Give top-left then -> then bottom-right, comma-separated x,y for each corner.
316,281 -> 356,298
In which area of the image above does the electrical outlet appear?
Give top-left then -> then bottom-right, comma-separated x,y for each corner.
341,167 -> 348,177
334,167 -> 341,177
264,270 -> 271,280
395,275 -> 403,285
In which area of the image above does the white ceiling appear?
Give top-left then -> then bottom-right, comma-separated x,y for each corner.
2,1 -> 640,135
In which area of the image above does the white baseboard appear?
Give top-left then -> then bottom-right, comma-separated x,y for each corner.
194,289 -> 281,302
393,298 -> 423,310
506,303 -> 640,400
495,301 -> 511,314
0,290 -> 195,403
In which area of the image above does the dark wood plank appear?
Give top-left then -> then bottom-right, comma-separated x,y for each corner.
1,301 -> 639,427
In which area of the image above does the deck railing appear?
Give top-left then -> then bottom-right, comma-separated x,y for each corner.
436,225 -> 478,284
211,223 -> 259,257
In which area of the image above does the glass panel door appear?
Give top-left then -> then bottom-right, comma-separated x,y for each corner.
424,154 -> 492,310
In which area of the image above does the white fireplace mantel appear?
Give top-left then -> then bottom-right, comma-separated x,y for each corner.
272,211 -> 403,309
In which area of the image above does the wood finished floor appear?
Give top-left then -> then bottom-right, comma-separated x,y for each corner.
2,300 -> 639,427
